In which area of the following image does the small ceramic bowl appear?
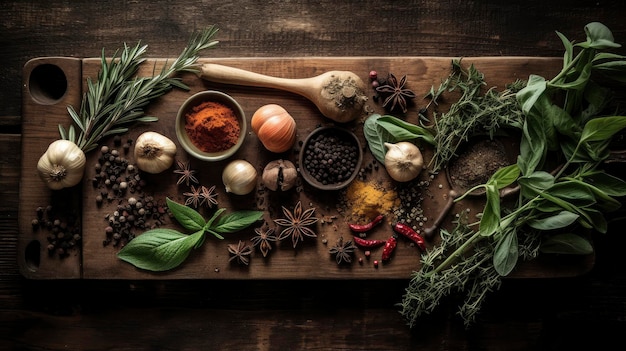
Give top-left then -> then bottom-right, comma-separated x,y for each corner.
299,126 -> 363,191
175,91 -> 246,162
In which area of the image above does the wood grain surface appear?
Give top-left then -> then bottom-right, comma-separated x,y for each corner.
3,1 -> 626,350
19,56 -> 595,280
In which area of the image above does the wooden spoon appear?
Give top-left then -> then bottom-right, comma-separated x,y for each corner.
199,63 -> 368,123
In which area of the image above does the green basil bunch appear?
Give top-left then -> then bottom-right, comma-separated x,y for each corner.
118,198 -> 263,272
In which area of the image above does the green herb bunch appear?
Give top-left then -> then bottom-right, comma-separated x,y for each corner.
400,216 -> 501,328
61,26 -> 219,153
426,60 -> 526,172
401,22 -> 626,328
117,198 -> 263,271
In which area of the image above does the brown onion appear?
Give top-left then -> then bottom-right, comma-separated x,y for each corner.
251,104 -> 297,153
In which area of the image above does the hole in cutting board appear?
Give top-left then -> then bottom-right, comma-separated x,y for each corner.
28,64 -> 68,104
24,240 -> 41,272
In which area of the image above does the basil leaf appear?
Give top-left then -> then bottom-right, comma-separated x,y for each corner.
493,229 -> 518,276
363,114 -> 388,164
518,109 -> 547,175
579,207 -> 607,233
377,120 -> 420,141
117,229 -> 204,271
565,176 -> 622,212
556,30 -> 574,67
479,184 -> 500,237
166,197 -> 205,231
548,181 -> 596,207
378,116 -> 436,145
580,116 -> 626,143
517,75 -> 547,115
518,171 -> 555,198
540,233 -> 593,255
527,211 -> 579,231
549,104 -> 580,139
580,22 -> 621,49
586,171 -> 626,197
488,164 -> 520,190
212,210 -> 264,234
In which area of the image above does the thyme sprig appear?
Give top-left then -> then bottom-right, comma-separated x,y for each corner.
426,59 -> 525,172
61,26 -> 219,153
399,217 -> 502,328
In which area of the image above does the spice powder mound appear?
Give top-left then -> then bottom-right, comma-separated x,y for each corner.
343,180 -> 399,221
185,101 -> 240,153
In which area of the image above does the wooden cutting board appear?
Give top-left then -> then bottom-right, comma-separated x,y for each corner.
17,56 -> 594,279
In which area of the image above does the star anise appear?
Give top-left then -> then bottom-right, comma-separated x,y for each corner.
274,201 -> 319,248
174,160 -> 198,186
228,240 -> 253,265
329,236 -> 357,265
250,226 -> 277,257
375,73 -> 416,113
200,185 -> 218,208
183,185 -> 202,208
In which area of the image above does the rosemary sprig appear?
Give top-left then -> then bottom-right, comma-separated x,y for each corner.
61,25 -> 219,153
426,59 -> 525,172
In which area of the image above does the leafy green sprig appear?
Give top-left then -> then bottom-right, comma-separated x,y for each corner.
400,22 -> 626,328
117,198 -> 263,272
61,26 -> 220,153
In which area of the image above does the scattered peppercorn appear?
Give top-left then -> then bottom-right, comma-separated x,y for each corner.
93,142 -> 170,247
31,204 -> 81,258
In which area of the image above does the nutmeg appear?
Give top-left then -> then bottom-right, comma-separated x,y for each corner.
262,159 -> 298,191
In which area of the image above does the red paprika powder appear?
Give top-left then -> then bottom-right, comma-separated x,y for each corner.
184,101 -> 240,153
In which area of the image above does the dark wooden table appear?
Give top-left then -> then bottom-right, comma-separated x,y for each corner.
2,1 -> 626,350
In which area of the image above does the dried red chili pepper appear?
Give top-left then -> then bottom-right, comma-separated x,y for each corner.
352,236 -> 386,249
393,222 -> 426,251
348,214 -> 384,233
381,235 -> 397,262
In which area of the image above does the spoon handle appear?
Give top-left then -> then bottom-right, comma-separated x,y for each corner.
199,63 -> 312,98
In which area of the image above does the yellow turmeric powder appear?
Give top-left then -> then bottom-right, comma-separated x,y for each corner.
344,180 -> 399,220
